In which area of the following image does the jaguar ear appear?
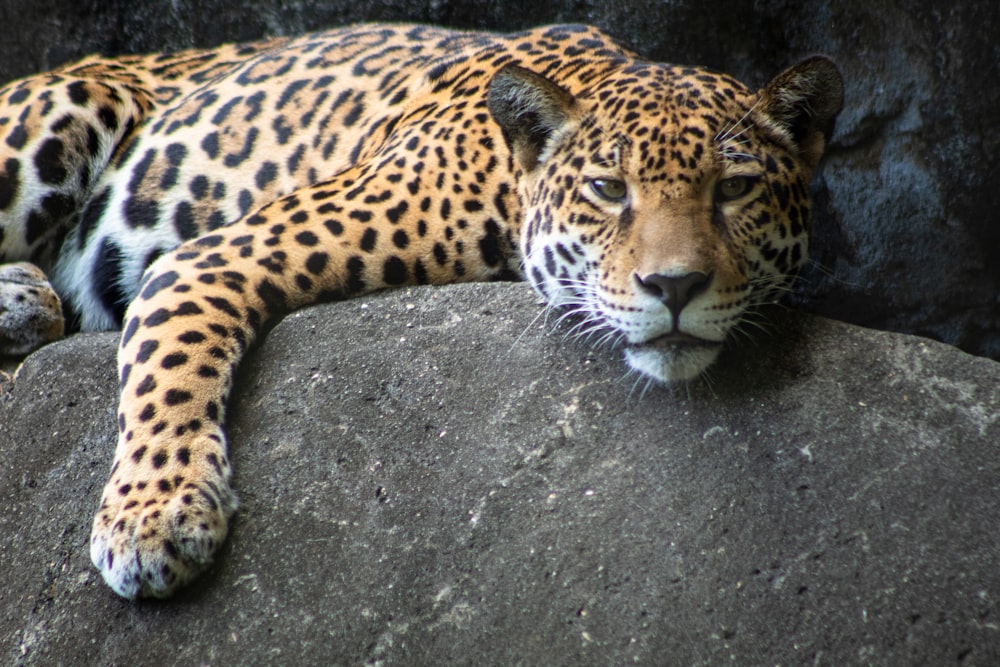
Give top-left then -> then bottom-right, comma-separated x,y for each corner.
754,56 -> 844,168
488,64 -> 578,172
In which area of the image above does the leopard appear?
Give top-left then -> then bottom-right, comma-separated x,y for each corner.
0,23 -> 843,598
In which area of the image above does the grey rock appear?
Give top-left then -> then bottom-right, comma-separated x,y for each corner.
0,0 -> 996,359
2,282 -> 998,665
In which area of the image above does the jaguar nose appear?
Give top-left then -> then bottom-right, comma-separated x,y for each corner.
635,270 -> 713,319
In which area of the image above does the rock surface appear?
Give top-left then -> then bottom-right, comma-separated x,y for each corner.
0,0 -> 997,359
2,283 -> 999,665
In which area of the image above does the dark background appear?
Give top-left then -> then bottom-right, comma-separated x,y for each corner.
2,0 -> 998,359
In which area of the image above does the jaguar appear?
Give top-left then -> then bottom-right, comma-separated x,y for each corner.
0,23 -> 843,598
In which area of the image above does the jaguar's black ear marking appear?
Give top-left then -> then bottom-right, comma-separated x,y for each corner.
487,64 -> 578,172
754,56 -> 844,168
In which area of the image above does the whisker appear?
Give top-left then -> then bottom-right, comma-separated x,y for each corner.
505,303 -> 550,357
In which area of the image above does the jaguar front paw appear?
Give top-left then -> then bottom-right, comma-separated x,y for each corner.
90,435 -> 238,599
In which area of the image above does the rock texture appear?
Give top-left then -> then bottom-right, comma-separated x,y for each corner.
2,283 -> 999,665
0,0 -> 997,359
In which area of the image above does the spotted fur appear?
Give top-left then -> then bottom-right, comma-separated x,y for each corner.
0,24 -> 842,597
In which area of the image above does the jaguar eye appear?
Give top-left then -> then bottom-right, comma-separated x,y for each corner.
716,176 -> 753,202
590,178 -> 628,202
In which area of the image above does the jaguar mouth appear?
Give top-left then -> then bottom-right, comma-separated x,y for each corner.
624,333 -> 724,383
631,332 -> 723,350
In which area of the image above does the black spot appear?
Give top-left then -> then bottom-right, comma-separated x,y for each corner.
135,374 -> 157,397
295,230 -> 318,246
177,447 -> 191,465
77,187 -> 111,248
137,404 -> 155,422
206,453 -> 223,476
295,273 -> 313,291
383,256 -> 408,285
124,196 -> 160,228
197,364 -> 219,378
92,237 -> 129,324
324,219 -> 344,236
165,389 -> 193,406
531,267 -> 547,293
176,331 -> 205,345
433,242 -> 447,266
68,82 -> 90,105
152,450 -> 169,469
189,175 -> 209,200
136,339 -> 160,363
386,200 -> 408,224
256,278 -> 288,315
174,301 -> 203,316
224,127 -> 259,167
543,246 -> 557,276
478,218 -> 504,267
254,160 -> 278,190
205,295 -> 241,319
360,228 -> 377,252
161,352 -> 189,369
194,253 -> 229,269
7,87 -> 30,104
346,255 -> 366,293
773,182 -> 790,210
413,259 -> 428,284
195,234 -> 224,249
173,202 -> 198,240
257,252 -> 286,274
306,251 -> 328,275
392,229 -> 409,249
144,308 -> 172,327
5,124 -> 27,150
0,157 -> 20,211
140,270 -> 179,300
427,62 -> 449,81
343,103 -> 363,127
122,317 -> 140,346
97,105 -> 119,132
34,138 -> 67,184
201,131 -> 219,159
127,149 -> 156,196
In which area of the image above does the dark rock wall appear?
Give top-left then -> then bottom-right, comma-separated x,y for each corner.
1,0 -> 996,357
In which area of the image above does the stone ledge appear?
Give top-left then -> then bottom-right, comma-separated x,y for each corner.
2,282 -> 998,664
